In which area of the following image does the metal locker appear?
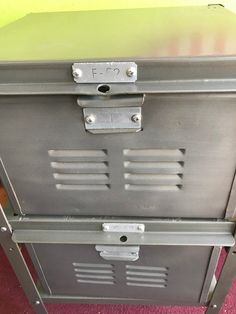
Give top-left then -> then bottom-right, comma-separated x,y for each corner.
0,5 -> 236,314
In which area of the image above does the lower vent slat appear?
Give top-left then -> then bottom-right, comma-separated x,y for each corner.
126,282 -> 166,288
76,274 -> 114,280
126,276 -> 166,283
53,173 -> 109,184
125,184 -> 181,191
124,173 -> 182,185
56,184 -> 110,191
77,279 -> 114,285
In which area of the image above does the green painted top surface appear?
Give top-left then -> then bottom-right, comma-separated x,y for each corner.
0,5 -> 236,61
2,0 -> 233,29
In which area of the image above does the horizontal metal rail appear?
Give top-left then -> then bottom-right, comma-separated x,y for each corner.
9,217 -> 235,246
1,58 -> 236,95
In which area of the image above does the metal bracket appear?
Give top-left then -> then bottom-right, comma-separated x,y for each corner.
96,245 -> 140,261
72,62 -> 137,83
83,107 -> 142,134
78,94 -> 144,134
98,224 -> 143,261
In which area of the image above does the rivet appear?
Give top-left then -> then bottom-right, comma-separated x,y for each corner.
72,68 -> 83,79
211,304 -> 217,308
35,300 -> 40,305
126,67 -> 136,77
131,114 -> 141,123
85,115 -> 96,124
1,227 -> 7,232
103,225 -> 110,231
137,225 -> 145,232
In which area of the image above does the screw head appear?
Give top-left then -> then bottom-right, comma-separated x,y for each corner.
72,68 -> 83,79
137,225 -> 145,232
126,67 -> 136,77
131,114 -> 142,123
35,300 -> 40,305
9,248 -> 14,252
1,227 -> 7,232
211,304 -> 217,309
85,115 -> 96,124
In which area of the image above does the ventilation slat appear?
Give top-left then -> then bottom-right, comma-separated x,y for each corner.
77,279 -> 114,285
76,274 -> 114,280
126,263 -> 169,289
126,265 -> 168,271
54,173 -> 109,180
126,276 -> 166,283
72,262 -> 169,288
124,161 -> 183,174
56,184 -> 110,191
74,269 -> 114,274
126,282 -> 166,288
126,271 -> 167,277
124,174 -> 182,185
125,185 -> 181,191
49,149 -> 110,191
73,262 -> 115,286
123,149 -> 185,161
48,149 -> 107,161
123,148 -> 185,191
51,162 -> 108,172
73,263 -> 113,268
53,173 -> 109,185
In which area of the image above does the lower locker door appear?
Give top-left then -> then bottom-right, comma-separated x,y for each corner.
27,244 -> 219,305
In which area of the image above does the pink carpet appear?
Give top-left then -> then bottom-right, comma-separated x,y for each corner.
0,247 -> 235,314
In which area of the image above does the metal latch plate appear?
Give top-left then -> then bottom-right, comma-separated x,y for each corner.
72,62 -> 137,83
83,107 -> 142,134
96,245 -> 140,261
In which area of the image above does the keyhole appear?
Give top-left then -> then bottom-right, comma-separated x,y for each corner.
97,84 -> 110,93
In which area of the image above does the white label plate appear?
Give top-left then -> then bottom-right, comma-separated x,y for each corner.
72,62 -> 137,83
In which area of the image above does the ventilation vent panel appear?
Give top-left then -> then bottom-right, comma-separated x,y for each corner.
125,265 -> 168,288
123,149 -> 185,191
73,262 -> 115,285
49,149 -> 110,191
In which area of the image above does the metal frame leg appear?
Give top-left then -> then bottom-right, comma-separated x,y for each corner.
206,233 -> 236,314
0,205 -> 47,314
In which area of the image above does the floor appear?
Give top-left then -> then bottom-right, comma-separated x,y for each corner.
0,247 -> 236,314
